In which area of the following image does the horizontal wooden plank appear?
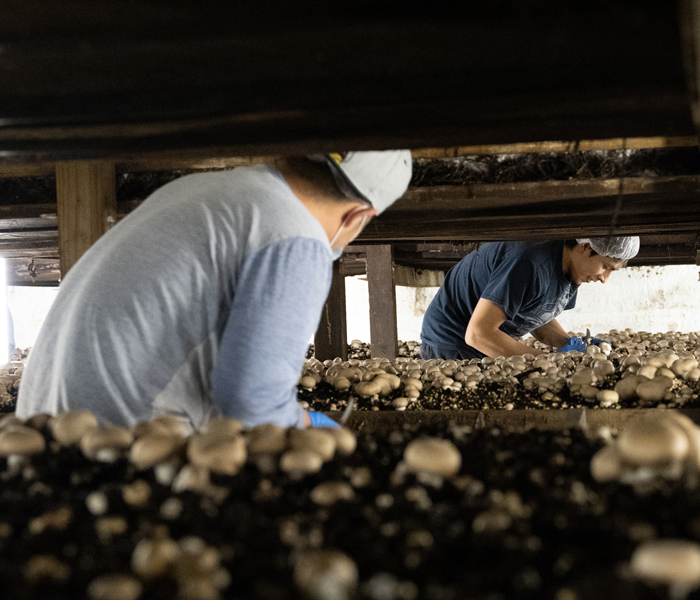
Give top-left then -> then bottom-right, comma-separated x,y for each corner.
2,137 -> 695,178
412,136 -> 700,158
358,176 -> 700,241
332,408 -> 700,434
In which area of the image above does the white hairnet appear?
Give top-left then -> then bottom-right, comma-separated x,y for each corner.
576,236 -> 640,261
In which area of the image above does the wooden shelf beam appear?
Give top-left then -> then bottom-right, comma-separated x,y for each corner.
55,162 -> 116,278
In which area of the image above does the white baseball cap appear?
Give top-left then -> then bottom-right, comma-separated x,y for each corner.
311,150 -> 413,214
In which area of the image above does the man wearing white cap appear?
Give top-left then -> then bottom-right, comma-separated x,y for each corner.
420,237 -> 639,360
17,151 -> 412,430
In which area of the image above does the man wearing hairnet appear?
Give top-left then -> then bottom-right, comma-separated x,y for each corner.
420,237 -> 640,359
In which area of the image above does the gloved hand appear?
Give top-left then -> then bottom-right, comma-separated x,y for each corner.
589,337 -> 603,346
557,336 -> 587,353
307,411 -> 340,428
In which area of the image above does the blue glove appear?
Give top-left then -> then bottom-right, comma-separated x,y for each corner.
307,412 -> 340,428
589,337 -> 603,346
557,336 -> 587,353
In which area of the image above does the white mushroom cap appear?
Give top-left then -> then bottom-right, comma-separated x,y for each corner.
618,417 -> 689,466
246,424 -> 288,455
80,426 -> 134,461
134,416 -> 189,439
187,432 -> 247,476
206,417 -> 244,437
310,481 -> 355,506
129,434 -> 184,470
131,538 -> 180,579
288,429 -> 336,462
404,437 -> 462,478
294,549 -> 358,600
0,425 -> 45,456
87,574 -> 143,600
49,411 -> 98,446
631,539 -> 700,587
280,449 -> 323,475
590,445 -> 623,482
321,427 -> 357,456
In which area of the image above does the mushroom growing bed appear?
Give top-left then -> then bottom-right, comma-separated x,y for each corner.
301,330 -> 700,413
2,412 -> 700,599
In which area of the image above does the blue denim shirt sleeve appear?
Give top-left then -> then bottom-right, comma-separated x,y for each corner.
210,237 -> 332,428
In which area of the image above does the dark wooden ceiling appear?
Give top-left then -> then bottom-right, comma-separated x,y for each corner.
1,1 -> 700,284
0,1 -> 693,161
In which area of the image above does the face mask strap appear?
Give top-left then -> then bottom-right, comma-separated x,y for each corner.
329,211 -> 368,249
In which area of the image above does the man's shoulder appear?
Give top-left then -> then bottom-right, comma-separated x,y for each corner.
514,241 -> 561,266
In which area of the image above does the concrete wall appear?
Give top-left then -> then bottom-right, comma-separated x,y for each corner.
7,264 -> 700,350
346,264 -> 700,342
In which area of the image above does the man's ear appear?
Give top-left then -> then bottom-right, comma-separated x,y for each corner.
577,242 -> 592,256
342,204 -> 377,226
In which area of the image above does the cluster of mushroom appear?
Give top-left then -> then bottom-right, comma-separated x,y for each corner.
590,412 -> 700,486
0,410 -> 357,599
0,360 -> 23,406
0,410 -> 356,481
299,329 -> 700,410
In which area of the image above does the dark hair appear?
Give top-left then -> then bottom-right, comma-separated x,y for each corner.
564,239 -> 631,267
564,239 -> 598,257
275,157 -> 352,203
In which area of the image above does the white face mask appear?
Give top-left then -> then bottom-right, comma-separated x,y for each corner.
329,213 -> 368,260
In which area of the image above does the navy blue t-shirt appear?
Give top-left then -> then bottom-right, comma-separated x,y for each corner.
420,241 -> 578,358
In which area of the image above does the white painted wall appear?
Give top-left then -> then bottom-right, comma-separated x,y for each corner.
346,264 -> 700,342
7,265 -> 700,350
7,287 -> 58,349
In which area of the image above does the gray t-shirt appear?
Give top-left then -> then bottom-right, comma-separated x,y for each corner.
17,165 -> 333,430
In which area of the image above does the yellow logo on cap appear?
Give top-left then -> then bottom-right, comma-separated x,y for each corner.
328,152 -> 348,165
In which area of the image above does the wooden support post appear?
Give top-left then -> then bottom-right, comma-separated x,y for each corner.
56,161 -> 116,279
314,260 -> 347,361
366,244 -> 398,359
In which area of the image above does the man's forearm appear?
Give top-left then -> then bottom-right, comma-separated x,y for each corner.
466,327 -> 545,358
531,320 -> 570,349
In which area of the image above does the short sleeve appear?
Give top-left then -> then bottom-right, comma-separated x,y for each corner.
210,237 -> 332,428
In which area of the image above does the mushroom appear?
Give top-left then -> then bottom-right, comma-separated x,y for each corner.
187,432 -> 247,476
121,480 -> 151,507
131,538 -> 180,579
49,411 -> 98,446
288,429 -> 336,462
24,413 -> 52,431
280,449 -> 323,475
23,555 -> 71,584
80,426 -> 134,462
322,427 -> 357,455
590,445 -> 623,482
206,417 -> 244,437
87,574 -> 143,600
631,539 -> 700,598
597,389 -> 619,408
0,425 -> 45,456
617,416 -> 689,467
246,424 -> 288,455
129,434 -> 184,469
293,549 -> 358,600
134,415 -> 189,439
635,379 -> 668,403
404,437 -> 462,478
672,358 -> 699,378
172,464 -> 211,494
310,481 -> 355,506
